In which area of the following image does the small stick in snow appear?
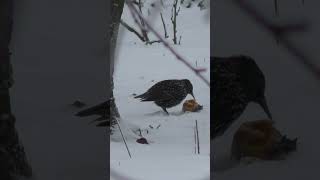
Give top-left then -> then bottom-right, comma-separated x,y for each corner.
138,128 -> 142,136
194,126 -> 197,154
196,120 -> 200,154
115,117 -> 132,158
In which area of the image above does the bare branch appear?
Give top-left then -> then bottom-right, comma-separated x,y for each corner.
125,0 -> 210,86
137,0 -> 150,43
121,17 -> 163,45
160,12 -> 169,38
121,2 -> 163,45
147,40 -> 162,44
120,19 -> 146,42
171,0 -> 180,44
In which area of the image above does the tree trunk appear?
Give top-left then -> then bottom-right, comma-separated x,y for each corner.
0,0 -> 32,179
109,0 -> 125,131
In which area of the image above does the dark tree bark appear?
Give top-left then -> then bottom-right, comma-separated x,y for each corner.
75,0 -> 125,133
0,0 -> 32,179
109,0 -> 125,131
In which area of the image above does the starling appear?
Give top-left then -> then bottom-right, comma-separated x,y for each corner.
75,100 -> 111,127
211,55 -> 272,139
134,79 -> 195,114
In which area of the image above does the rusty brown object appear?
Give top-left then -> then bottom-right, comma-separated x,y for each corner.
231,119 -> 297,160
182,99 -> 203,112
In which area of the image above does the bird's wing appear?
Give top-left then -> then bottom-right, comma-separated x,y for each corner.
140,90 -> 174,101
136,80 -> 181,101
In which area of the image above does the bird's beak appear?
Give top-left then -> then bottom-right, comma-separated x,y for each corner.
191,92 -> 196,100
257,96 -> 272,120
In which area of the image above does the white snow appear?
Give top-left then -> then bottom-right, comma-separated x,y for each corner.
111,1 -> 210,180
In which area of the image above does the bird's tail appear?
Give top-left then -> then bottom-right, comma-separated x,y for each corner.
75,101 -> 109,117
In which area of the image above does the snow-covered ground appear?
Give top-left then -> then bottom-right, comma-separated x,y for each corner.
213,0 -> 320,179
111,2 -> 210,180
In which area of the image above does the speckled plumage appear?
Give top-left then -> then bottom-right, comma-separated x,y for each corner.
211,55 -> 272,139
135,79 -> 195,114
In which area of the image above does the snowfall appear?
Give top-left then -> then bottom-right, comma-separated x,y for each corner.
213,0 -> 320,180
9,0 -> 210,180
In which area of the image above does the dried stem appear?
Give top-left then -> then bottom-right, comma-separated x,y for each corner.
138,0 -> 150,43
120,19 -> 145,42
160,12 -> 169,38
194,127 -> 197,154
171,0 -> 180,44
115,117 -> 132,158
196,120 -> 200,154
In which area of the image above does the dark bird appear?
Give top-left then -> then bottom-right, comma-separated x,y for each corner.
75,100 -> 110,127
211,55 -> 272,139
135,79 -> 195,114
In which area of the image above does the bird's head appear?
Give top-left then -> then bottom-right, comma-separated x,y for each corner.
238,55 -> 272,120
182,79 -> 195,100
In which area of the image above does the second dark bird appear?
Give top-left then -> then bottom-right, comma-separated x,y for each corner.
135,79 -> 195,114
211,55 -> 272,139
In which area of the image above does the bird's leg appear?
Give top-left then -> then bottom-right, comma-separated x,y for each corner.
162,107 -> 169,115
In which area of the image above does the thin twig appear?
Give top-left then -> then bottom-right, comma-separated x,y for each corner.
120,19 -> 146,42
147,40 -> 162,44
171,0 -> 179,44
160,12 -> 169,38
115,117 -> 132,158
194,126 -> 197,154
121,19 -> 162,45
138,0 -> 150,43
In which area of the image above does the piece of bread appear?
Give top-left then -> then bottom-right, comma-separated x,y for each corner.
231,119 -> 297,160
182,99 -> 203,112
